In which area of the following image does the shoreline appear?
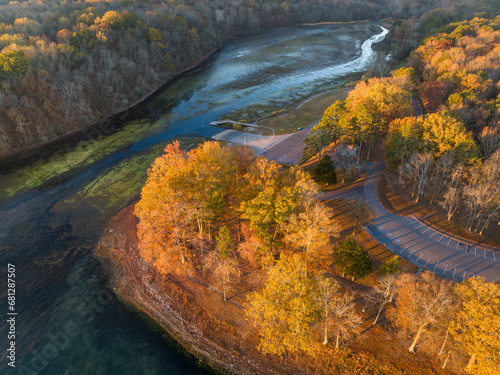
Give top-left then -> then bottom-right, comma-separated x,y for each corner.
0,19 -> 392,174
96,204 -> 287,375
0,46 -> 222,174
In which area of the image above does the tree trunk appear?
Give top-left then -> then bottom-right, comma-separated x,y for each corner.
357,141 -> 362,164
373,303 -> 385,325
466,354 -> 476,373
409,325 -> 425,352
441,351 -> 450,370
336,331 -> 340,349
323,324 -> 328,345
439,327 -> 449,356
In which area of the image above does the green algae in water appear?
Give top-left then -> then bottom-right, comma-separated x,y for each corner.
64,137 -> 207,213
0,119 -> 172,200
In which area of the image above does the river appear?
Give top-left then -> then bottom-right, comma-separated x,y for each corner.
0,23 -> 387,375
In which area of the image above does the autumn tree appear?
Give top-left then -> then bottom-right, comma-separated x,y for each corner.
246,254 -> 319,356
240,158 -> 317,251
377,255 -> 401,276
135,141 -> 236,275
284,200 -> 339,269
390,272 -> 458,353
450,277 -> 500,374
332,237 -> 372,280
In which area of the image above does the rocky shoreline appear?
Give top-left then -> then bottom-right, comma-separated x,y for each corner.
96,203 -> 304,375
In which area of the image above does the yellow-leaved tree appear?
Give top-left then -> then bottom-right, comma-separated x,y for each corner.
245,254 -> 319,356
450,277 -> 500,374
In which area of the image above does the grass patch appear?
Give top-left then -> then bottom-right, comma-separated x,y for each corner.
257,87 -> 352,134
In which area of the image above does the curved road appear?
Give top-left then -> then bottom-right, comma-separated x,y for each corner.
321,162 -> 500,283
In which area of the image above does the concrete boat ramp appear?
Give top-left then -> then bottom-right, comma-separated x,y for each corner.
212,124 -> 314,165
212,129 -> 292,157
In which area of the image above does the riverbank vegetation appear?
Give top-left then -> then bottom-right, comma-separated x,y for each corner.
305,14 -> 500,242
0,0 -> 474,160
123,139 -> 500,374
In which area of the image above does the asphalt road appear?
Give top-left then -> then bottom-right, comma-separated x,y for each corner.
321,162 -> 500,283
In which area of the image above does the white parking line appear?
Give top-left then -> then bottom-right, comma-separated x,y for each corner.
475,247 -> 477,255
416,254 -> 423,263
447,238 -> 452,246
434,261 -> 440,271
443,264 -> 448,275
463,271 -> 466,280
438,235 -> 444,242
410,249 -> 417,256
453,268 -> 457,278
430,231 -> 437,238
424,257 -> 431,267
415,224 -> 424,229
456,241 -> 460,249
423,228 -> 430,233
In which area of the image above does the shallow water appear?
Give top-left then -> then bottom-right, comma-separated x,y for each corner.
0,24 -> 386,375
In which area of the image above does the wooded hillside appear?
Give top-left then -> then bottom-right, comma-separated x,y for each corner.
0,0 -> 470,157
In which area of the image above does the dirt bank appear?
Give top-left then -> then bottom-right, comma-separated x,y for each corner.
96,201 -> 465,375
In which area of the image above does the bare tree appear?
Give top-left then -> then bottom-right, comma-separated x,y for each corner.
402,152 -> 433,202
367,273 -> 398,325
334,145 -> 360,184
463,153 -> 500,233
440,186 -> 461,220
330,291 -> 362,349
205,250 -> 240,301
315,274 -> 340,345
479,126 -> 500,159
427,152 -> 454,204
345,199 -> 369,235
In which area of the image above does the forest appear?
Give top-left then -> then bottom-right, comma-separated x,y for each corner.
0,0 -> 473,158
305,15 -> 500,237
133,139 -> 499,374
130,12 -> 500,374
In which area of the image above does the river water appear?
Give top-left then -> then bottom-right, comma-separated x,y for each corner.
0,24 -> 387,375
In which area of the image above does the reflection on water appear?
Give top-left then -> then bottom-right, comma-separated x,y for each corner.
0,24 -> 385,375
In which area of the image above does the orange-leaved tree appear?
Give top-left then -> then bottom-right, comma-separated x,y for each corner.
135,140 -> 237,275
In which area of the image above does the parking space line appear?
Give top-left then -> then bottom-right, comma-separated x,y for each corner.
434,261 -> 440,271
447,238 -> 452,246
438,235 -> 444,242
430,231 -> 437,238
